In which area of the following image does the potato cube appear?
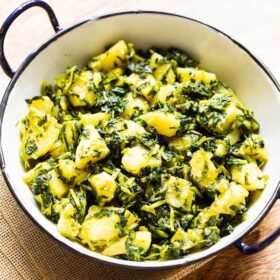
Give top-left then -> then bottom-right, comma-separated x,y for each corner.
75,125 -> 109,169
190,149 -> 218,189
88,172 -> 117,206
121,146 -> 161,176
231,163 -> 267,191
140,111 -> 180,137
162,175 -> 194,210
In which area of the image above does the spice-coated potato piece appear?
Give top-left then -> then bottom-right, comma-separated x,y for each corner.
20,110 -> 60,164
162,175 -> 194,210
209,182 -> 249,215
48,170 -> 69,198
79,206 -> 137,250
189,149 -> 218,189
239,134 -> 268,164
57,203 -> 80,240
121,145 -> 161,176
126,73 -> 158,102
154,64 -> 176,84
103,231 -> 152,257
88,172 -> 117,206
89,40 -> 129,71
75,125 -> 109,169
168,133 -> 201,152
58,159 -> 88,186
68,71 -> 98,107
121,92 -> 149,119
152,85 -> 176,105
176,67 -> 216,83
140,111 -> 180,137
231,163 -> 267,191
22,161 -> 52,185
28,96 -> 54,114
79,112 -> 111,127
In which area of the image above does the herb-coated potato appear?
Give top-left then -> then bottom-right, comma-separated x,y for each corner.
102,231 -> 152,257
79,206 -> 137,250
88,172 -> 117,206
162,174 -> 194,210
126,73 -> 158,102
140,111 -> 181,137
231,163 -> 267,191
88,40 -> 129,71
209,182 -> 249,215
190,149 -> 218,189
239,134 -> 268,164
68,71 -> 98,107
57,203 -> 80,240
21,109 -> 60,165
176,67 -> 216,84
122,145 -> 161,176
48,170 -> 69,198
121,92 -> 149,119
79,112 -> 111,127
75,125 -> 109,169
154,64 -> 176,84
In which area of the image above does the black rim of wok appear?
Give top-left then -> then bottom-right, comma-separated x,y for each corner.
0,9 -> 279,269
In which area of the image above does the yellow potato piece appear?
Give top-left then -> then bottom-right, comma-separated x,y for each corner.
21,111 -> 60,161
152,85 -> 176,105
48,170 -> 69,198
28,96 -> 53,114
102,236 -> 127,256
57,203 -> 80,240
88,172 -> 117,206
154,64 -> 176,84
231,163 -> 267,191
176,67 -> 216,83
58,159 -> 88,186
140,111 -> 180,137
126,73 -> 158,102
190,149 -> 218,189
75,125 -> 109,169
171,228 -> 204,250
219,103 -> 239,131
239,134 -> 268,163
226,127 -> 240,145
163,175 -> 194,210
79,112 -> 110,127
68,71 -> 98,107
118,120 -> 147,139
22,161 -> 52,185
103,231 -> 152,257
49,140 -> 66,159
121,145 -> 161,176
210,182 -> 249,215
89,40 -> 128,71
168,133 -> 200,152
79,206 -> 137,250
121,92 -> 149,119
149,52 -> 163,69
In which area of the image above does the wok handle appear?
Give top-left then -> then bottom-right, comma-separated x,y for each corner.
0,0 -> 61,78
235,227 -> 280,254
235,191 -> 280,254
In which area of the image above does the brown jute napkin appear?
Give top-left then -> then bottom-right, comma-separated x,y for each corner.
0,174 -> 213,280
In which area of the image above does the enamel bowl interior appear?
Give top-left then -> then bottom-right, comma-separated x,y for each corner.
1,12 -> 280,268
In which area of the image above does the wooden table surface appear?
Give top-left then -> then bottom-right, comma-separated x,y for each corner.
0,1 -> 279,279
